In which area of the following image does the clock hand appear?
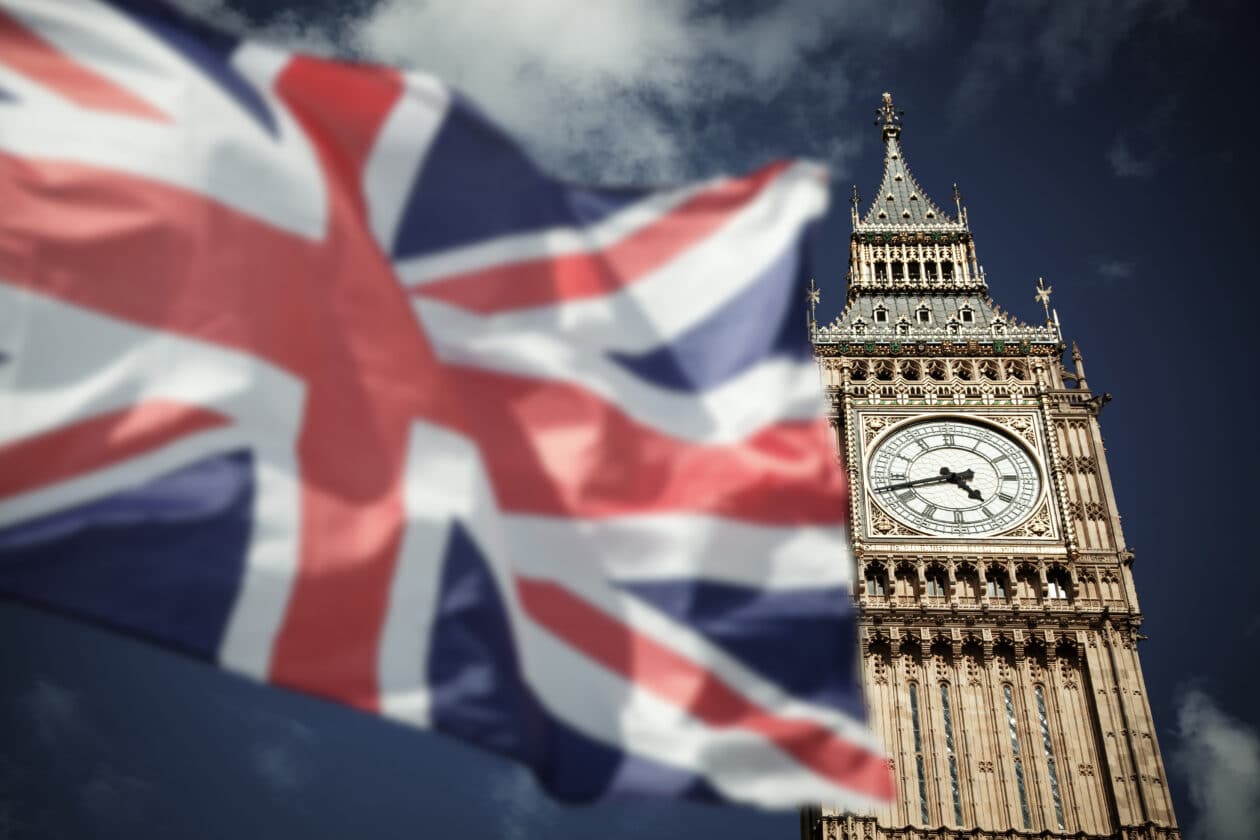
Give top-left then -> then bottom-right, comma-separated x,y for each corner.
872,469 -> 955,492
946,471 -> 984,501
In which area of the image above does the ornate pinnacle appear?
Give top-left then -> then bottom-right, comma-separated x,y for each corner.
806,277 -> 821,331
850,184 -> 860,207
876,92 -> 903,140
1035,276 -> 1053,325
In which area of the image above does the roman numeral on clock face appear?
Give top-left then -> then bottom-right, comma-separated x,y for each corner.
998,492 -> 1014,503
953,510 -> 965,524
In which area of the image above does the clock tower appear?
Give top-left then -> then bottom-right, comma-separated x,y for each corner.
804,95 -> 1179,840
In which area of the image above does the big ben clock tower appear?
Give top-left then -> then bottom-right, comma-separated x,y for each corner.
804,95 -> 1179,840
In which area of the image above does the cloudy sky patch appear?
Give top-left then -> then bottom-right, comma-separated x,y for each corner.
1172,688 -> 1260,840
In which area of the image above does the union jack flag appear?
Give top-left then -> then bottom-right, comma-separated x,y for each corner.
0,0 -> 892,808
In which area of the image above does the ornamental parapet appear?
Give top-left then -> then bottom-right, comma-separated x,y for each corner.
813,322 -> 1061,348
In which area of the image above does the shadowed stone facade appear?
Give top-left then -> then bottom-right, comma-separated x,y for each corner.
802,95 -> 1178,840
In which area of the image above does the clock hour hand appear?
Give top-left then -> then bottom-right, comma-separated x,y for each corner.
945,469 -> 983,500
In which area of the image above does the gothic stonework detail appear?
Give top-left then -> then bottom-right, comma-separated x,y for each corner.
804,95 -> 1178,840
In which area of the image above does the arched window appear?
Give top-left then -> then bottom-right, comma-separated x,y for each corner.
941,683 -> 963,825
925,567 -> 949,598
896,319 -> 911,337
908,683 -> 930,824
1046,567 -> 1071,600
1016,565 -> 1040,602
1035,685 -> 1066,829
941,261 -> 954,280
894,564 -> 919,598
916,305 -> 932,324
864,566 -> 888,597
874,260 -> 888,281
1003,684 -> 1032,830
986,567 -> 1009,600
908,260 -> 922,281
892,261 -> 905,281
924,260 -> 938,280
955,566 -> 980,601
874,304 -> 889,323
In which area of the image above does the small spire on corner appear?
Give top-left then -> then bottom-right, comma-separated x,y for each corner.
806,277 -> 821,334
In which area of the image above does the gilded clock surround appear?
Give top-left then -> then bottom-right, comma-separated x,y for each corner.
859,412 -> 1052,542
800,95 -> 1178,840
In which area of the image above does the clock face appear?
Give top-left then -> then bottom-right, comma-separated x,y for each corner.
866,418 -> 1042,537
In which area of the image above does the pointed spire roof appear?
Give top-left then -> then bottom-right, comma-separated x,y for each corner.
856,93 -> 965,232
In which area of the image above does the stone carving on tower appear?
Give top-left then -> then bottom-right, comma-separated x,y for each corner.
802,94 -> 1179,840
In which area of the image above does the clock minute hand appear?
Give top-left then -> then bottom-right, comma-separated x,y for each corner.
873,468 -> 956,493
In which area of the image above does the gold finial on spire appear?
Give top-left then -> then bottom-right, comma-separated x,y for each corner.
1035,276 -> 1053,325
876,92 -> 903,140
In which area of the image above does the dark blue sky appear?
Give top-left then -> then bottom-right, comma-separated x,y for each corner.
3,1 -> 1258,838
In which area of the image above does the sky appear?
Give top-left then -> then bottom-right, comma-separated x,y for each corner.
3,0 -> 1259,838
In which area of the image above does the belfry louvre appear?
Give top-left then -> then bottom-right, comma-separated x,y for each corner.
801,95 -> 1178,840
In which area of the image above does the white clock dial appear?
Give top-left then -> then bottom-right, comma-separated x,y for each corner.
866,419 -> 1042,537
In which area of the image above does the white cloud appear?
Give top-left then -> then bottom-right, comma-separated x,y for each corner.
252,742 -> 309,792
1172,688 -> 1260,840
951,0 -> 1185,120
487,764 -> 556,840
1096,259 -> 1134,279
1107,135 -> 1156,178
166,0 -> 943,182
80,764 -> 152,825
240,709 -> 315,794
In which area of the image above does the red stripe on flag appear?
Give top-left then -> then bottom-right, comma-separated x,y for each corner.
274,57 -> 403,225
517,577 -> 896,801
452,366 -> 846,524
0,9 -> 168,122
264,56 -> 440,712
0,401 -> 228,500
414,161 -> 792,314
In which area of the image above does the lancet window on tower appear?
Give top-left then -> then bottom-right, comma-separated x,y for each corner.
1035,685 -> 1066,829
1004,684 -> 1033,830
908,682 -> 930,825
940,683 -> 963,825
